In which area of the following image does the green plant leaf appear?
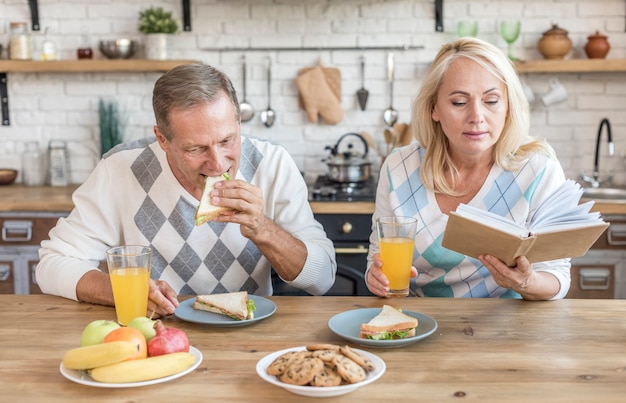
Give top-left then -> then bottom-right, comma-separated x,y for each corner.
138,7 -> 179,34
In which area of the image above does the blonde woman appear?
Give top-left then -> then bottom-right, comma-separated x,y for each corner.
366,37 -> 570,300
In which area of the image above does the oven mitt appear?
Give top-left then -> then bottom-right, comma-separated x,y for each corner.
296,65 -> 344,125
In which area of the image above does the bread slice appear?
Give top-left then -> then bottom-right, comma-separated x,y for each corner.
193,291 -> 254,320
359,305 -> 418,340
194,173 -> 232,225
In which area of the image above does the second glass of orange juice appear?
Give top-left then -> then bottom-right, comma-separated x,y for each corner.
377,216 -> 417,297
106,245 -> 152,325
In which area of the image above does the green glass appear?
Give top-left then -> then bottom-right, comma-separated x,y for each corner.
500,21 -> 521,60
457,21 -> 478,37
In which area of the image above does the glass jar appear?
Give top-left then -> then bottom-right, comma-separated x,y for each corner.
22,142 -> 46,186
77,27 -> 93,60
9,22 -> 32,60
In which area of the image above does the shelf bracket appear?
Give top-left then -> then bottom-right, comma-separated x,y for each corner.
435,0 -> 443,32
182,0 -> 191,32
28,0 -> 40,31
1,73 -> 9,126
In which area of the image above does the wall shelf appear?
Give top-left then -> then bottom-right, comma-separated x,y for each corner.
0,59 -> 197,126
0,59 -> 197,73
514,59 -> 626,73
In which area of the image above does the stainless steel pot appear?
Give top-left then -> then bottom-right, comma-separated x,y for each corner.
325,132 -> 372,183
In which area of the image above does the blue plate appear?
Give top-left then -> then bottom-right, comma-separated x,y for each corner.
175,295 -> 276,327
328,307 -> 438,348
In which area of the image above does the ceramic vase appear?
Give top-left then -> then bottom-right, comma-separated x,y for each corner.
537,24 -> 572,60
144,33 -> 170,60
585,31 -> 610,59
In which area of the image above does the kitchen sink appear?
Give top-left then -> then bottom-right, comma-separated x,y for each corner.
581,187 -> 626,202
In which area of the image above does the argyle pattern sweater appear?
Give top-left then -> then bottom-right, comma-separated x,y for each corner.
38,137 -> 335,300
367,143 -> 571,299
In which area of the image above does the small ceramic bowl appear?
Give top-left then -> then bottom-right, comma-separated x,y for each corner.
0,169 -> 18,185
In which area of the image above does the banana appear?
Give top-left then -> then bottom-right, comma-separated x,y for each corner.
63,341 -> 138,370
89,352 -> 196,383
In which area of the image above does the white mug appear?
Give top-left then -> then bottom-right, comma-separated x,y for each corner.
541,78 -> 568,106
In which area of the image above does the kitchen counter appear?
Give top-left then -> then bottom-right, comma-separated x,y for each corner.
0,184 -> 79,212
1,294 -> 625,402
1,185 -> 625,216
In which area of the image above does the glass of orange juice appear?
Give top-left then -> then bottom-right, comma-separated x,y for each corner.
376,216 -> 417,297
106,245 -> 152,325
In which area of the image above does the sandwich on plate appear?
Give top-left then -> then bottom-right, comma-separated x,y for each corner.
193,291 -> 256,320
195,173 -> 233,226
359,304 -> 418,340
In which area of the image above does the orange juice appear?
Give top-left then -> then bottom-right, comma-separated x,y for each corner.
110,267 -> 150,325
380,237 -> 414,295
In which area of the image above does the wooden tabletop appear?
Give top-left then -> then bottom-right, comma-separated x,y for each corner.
2,295 -> 625,402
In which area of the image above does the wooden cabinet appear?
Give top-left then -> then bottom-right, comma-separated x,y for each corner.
0,212 -> 67,294
567,264 -> 615,299
567,215 -> 626,299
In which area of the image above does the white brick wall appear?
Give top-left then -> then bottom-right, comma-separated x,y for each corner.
0,0 -> 625,185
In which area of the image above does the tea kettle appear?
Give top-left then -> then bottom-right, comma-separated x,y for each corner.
324,132 -> 372,183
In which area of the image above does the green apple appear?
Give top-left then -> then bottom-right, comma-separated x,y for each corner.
127,316 -> 157,341
80,320 -> 121,346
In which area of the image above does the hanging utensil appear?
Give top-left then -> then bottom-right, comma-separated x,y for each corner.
382,52 -> 398,127
260,56 -> 275,128
384,128 -> 395,155
239,55 -> 254,123
356,55 -> 369,111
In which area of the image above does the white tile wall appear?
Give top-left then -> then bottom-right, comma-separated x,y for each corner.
0,0 -> 625,185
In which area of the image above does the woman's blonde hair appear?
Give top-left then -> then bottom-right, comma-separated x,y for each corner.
411,37 -> 555,195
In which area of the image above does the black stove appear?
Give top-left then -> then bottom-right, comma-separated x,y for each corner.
309,175 -> 376,202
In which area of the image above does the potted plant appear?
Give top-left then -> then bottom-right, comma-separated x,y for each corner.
138,7 -> 179,60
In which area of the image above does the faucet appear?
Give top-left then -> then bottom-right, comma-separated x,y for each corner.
580,118 -> 614,188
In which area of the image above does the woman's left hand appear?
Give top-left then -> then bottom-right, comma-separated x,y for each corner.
479,254 -> 535,293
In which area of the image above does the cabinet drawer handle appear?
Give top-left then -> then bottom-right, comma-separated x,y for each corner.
2,220 -> 33,242
579,268 -> 611,290
607,224 -> 626,246
335,247 -> 368,254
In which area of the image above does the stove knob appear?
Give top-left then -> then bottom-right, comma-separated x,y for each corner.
341,221 -> 353,234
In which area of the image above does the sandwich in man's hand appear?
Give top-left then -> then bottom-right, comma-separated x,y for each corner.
359,304 -> 418,340
193,291 -> 256,320
195,173 -> 233,226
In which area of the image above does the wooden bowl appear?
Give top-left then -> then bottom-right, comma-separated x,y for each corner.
0,169 -> 18,185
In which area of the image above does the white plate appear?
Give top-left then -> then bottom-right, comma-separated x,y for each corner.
256,346 -> 385,398
59,346 -> 202,388
174,295 -> 276,327
328,308 -> 438,348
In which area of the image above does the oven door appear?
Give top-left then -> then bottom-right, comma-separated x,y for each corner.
271,241 -> 372,296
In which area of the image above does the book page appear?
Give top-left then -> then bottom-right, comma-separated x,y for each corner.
529,180 -> 603,232
455,204 -> 529,237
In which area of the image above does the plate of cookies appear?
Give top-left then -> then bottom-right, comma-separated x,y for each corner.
256,344 -> 385,397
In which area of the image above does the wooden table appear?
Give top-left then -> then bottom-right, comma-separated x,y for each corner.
2,295 -> 625,402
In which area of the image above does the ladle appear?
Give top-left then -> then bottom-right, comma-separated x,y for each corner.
382,52 -> 398,127
260,57 -> 275,128
239,55 -> 254,123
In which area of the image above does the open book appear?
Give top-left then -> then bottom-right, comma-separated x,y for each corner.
441,180 -> 609,266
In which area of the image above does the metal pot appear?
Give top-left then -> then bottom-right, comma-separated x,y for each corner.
325,132 -> 372,183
